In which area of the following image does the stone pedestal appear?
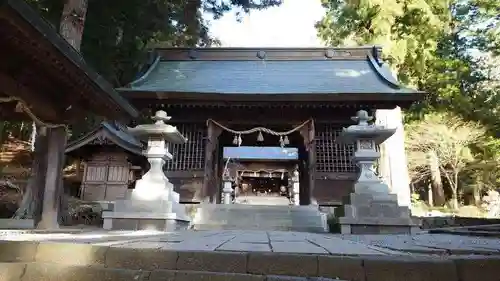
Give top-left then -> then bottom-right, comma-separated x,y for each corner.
222,179 -> 233,204
103,199 -> 189,231
102,111 -> 190,231
336,110 -> 420,234
338,191 -> 419,234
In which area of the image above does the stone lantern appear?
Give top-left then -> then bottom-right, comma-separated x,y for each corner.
335,110 -> 420,234
102,110 -> 190,231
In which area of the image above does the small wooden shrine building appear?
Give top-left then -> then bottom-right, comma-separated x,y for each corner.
115,47 -> 422,206
0,0 -> 138,228
65,122 -> 146,202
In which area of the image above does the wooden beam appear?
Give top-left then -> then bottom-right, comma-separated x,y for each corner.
0,72 -> 62,122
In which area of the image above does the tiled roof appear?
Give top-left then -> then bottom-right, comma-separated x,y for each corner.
120,47 -> 420,96
65,122 -> 143,156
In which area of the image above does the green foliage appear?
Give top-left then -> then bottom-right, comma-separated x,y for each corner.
317,0 -> 499,117
317,0 -> 500,206
26,0 -> 282,86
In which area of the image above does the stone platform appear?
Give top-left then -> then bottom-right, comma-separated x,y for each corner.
193,204 -> 328,232
1,229 -> 500,280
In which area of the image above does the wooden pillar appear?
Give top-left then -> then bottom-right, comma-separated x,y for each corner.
37,127 -> 67,229
32,127 -> 49,224
299,119 -> 316,205
202,120 -> 221,203
308,120 -> 316,204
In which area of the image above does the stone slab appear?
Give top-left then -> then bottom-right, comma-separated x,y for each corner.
268,232 -> 311,242
102,212 -> 181,220
317,256 -> 365,281
105,246 -> 178,270
112,200 -> 173,213
117,241 -> 165,249
307,236 -> 390,255
339,216 -> 418,226
411,234 -> 500,254
217,242 -> 272,252
0,219 -> 35,230
0,262 -> 26,280
35,242 -> 107,265
23,263 -> 149,281
232,235 -> 269,243
167,271 -> 265,281
247,253 -> 318,277
271,241 -> 328,254
266,276 -> 346,281
177,251 -> 248,273
363,255 -> 458,281
0,241 -> 38,262
452,255 -> 500,281
350,225 -> 413,234
341,235 -> 448,254
105,217 -> 190,231
161,241 -> 227,251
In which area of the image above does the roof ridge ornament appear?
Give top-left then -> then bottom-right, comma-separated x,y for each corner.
188,49 -> 197,60
325,49 -> 335,58
372,46 -> 383,66
325,49 -> 352,58
257,50 -> 266,59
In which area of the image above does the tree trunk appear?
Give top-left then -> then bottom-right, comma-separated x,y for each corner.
51,0 -> 89,225
427,183 -> 433,207
473,186 -> 481,206
428,150 -> 446,206
450,188 -> 459,210
59,0 -> 89,51
12,126 -> 48,223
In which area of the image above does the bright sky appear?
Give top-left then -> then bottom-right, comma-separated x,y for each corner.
208,0 -> 326,47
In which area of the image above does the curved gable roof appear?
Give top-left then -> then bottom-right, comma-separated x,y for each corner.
66,121 -> 143,156
118,47 -> 423,102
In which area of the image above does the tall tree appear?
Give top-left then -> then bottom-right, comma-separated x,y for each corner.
28,0 -> 282,86
316,0 -> 499,116
406,113 -> 485,208
59,0 -> 88,51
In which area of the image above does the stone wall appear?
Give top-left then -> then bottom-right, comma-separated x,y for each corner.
420,216 -> 500,229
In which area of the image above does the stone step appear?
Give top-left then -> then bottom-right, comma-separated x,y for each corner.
196,215 -> 325,222
204,209 -> 321,214
193,204 -> 327,232
0,240 -> 482,281
193,216 -> 324,221
193,224 -> 328,232
201,214 -> 322,220
199,204 -> 319,211
194,220 -> 326,226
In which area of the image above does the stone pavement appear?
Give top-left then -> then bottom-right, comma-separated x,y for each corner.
1,229 -> 500,256
1,230 -> 500,281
